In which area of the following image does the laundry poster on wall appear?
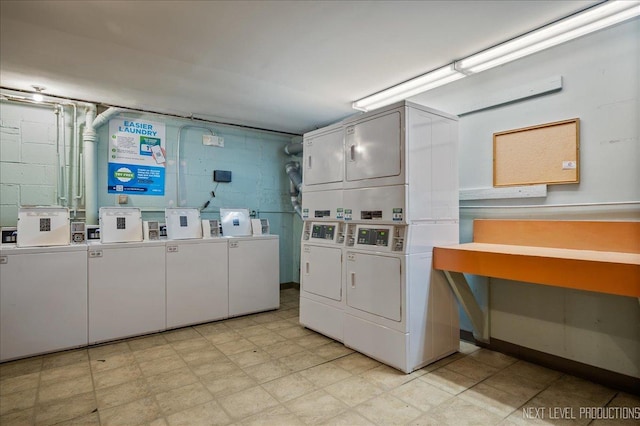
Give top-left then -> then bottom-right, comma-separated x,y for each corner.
107,119 -> 166,196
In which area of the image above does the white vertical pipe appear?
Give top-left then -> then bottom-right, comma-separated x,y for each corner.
83,105 -> 98,224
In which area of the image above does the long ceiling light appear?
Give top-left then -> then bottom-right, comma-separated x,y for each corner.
352,0 -> 640,112
352,64 -> 465,112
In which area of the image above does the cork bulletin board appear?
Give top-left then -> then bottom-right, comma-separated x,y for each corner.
493,118 -> 579,187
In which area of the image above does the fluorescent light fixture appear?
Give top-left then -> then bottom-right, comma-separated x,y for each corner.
352,0 -> 639,112
457,0 -> 640,74
352,64 -> 465,112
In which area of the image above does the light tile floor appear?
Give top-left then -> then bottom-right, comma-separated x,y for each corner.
1,288 -> 637,425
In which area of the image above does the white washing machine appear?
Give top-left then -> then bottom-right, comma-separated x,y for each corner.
88,240 -> 166,344
299,221 -> 347,342
166,238 -> 228,328
342,222 -> 459,373
228,235 -> 279,317
0,244 -> 88,361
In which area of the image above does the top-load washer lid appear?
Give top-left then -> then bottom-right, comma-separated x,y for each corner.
219,208 -> 252,237
99,207 -> 143,243
17,207 -> 70,247
165,208 -> 202,240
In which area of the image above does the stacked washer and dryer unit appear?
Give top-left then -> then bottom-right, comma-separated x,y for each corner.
299,100 -> 460,373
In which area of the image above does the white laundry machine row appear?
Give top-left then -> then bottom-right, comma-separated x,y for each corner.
0,244 -> 88,361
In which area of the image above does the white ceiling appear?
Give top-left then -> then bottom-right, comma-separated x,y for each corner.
0,0 -> 599,134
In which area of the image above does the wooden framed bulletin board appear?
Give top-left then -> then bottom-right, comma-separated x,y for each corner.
493,118 -> 579,187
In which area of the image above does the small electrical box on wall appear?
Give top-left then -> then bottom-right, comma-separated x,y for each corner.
213,170 -> 232,182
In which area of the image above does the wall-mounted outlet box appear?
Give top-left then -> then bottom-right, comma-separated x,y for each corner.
203,134 -> 224,147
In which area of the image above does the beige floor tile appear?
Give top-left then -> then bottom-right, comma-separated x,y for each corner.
0,357 -> 43,380
459,340 -> 481,355
417,352 -> 466,374
193,322 -> 230,336
355,393 -> 422,425
420,368 -> 479,395
95,378 -> 151,410
262,373 -> 318,403
225,317 -> 259,330
482,370 -> 547,400
90,351 -> 137,373
294,333 -> 334,349
249,312 -> 284,325
228,349 -> 272,368
236,325 -> 269,338
41,350 -> 88,370
34,391 -> 96,426
263,319 -> 297,331
276,326 -> 312,339
98,397 -> 161,426
0,371 -> 40,395
390,378 -> 453,411
133,344 -> 178,362
502,360 -> 562,387
145,366 -> 198,394
262,341 -> 306,358
275,308 -> 299,319
128,334 -> 169,352
218,385 -> 279,420
181,347 -> 226,366
443,356 -> 501,381
285,389 -> 348,425
163,327 -> 200,342
246,331 -> 288,347
169,337 -> 211,353
243,359 -> 292,383
547,375 -> 615,406
148,418 -> 169,426
458,382 -> 530,418
92,363 -> 143,390
155,382 -> 213,416
55,411 -> 100,425
166,399 -> 231,426
189,359 -> 236,377
412,397 -> 503,426
358,364 -> 418,390
239,405 -> 303,426
0,387 -> 38,416
325,376 -> 384,407
37,374 -> 93,403
299,363 -> 352,387
468,348 -> 517,369
201,369 -> 256,397
320,410 -> 376,426
204,331 -> 241,345
330,352 -> 381,375
88,342 -> 131,360
138,354 -> 186,377
279,351 -> 325,372
314,342 -> 354,361
216,338 -> 258,356
40,362 -> 90,383
0,407 -> 34,426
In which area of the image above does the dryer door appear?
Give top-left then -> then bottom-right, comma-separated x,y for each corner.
345,252 -> 401,322
301,244 -> 342,301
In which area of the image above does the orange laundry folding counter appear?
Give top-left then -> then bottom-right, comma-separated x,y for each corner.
433,220 -> 640,341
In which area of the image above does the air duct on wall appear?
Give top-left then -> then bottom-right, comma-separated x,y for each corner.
285,161 -> 303,219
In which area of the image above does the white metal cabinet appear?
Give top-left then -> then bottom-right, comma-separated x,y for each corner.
88,241 -> 166,344
345,251 -> 402,322
303,123 -> 344,190
228,235 -> 279,317
301,244 -> 342,301
166,239 -> 228,328
0,245 -> 88,361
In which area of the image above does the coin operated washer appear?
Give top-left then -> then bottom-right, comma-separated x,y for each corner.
88,207 -> 166,344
